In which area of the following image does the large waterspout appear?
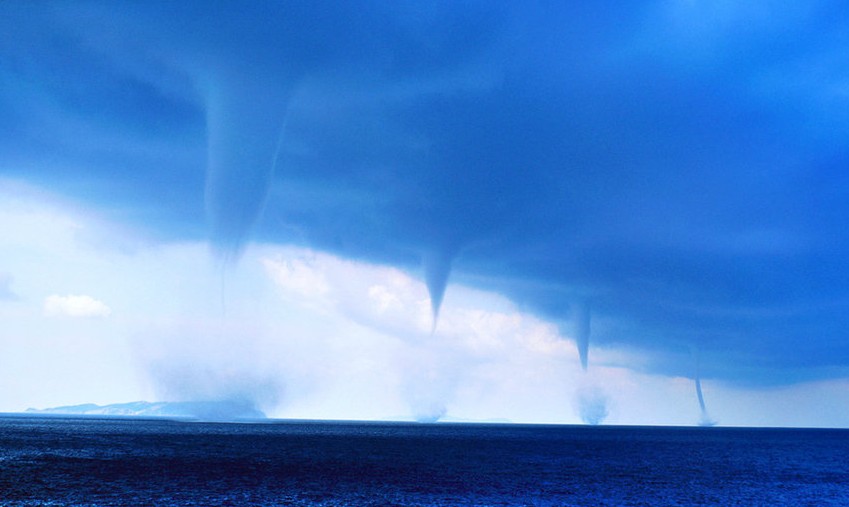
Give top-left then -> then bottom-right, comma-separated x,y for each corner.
204,74 -> 290,264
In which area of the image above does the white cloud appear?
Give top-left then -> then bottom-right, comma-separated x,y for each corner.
261,248 -> 571,354
43,294 -> 112,318
263,254 -> 331,300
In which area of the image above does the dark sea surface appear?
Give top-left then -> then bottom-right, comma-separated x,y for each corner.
1,415 -> 848,506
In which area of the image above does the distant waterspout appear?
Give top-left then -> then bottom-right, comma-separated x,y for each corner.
695,374 -> 716,427
574,301 -> 591,370
693,349 -> 716,426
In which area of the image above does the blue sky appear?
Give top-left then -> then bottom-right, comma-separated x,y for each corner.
1,1 -> 849,426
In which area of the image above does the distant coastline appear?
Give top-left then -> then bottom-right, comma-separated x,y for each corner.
25,400 -> 266,422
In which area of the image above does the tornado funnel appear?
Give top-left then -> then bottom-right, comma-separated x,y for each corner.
423,247 -> 456,333
204,76 -> 291,264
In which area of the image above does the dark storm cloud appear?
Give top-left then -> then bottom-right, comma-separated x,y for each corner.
2,1 -> 849,384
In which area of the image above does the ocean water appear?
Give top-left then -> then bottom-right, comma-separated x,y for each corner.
1,416 -> 847,506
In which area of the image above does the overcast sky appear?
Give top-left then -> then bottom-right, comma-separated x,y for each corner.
1,1 -> 848,427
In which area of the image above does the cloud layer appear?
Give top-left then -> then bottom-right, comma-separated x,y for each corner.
2,1 -> 849,393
